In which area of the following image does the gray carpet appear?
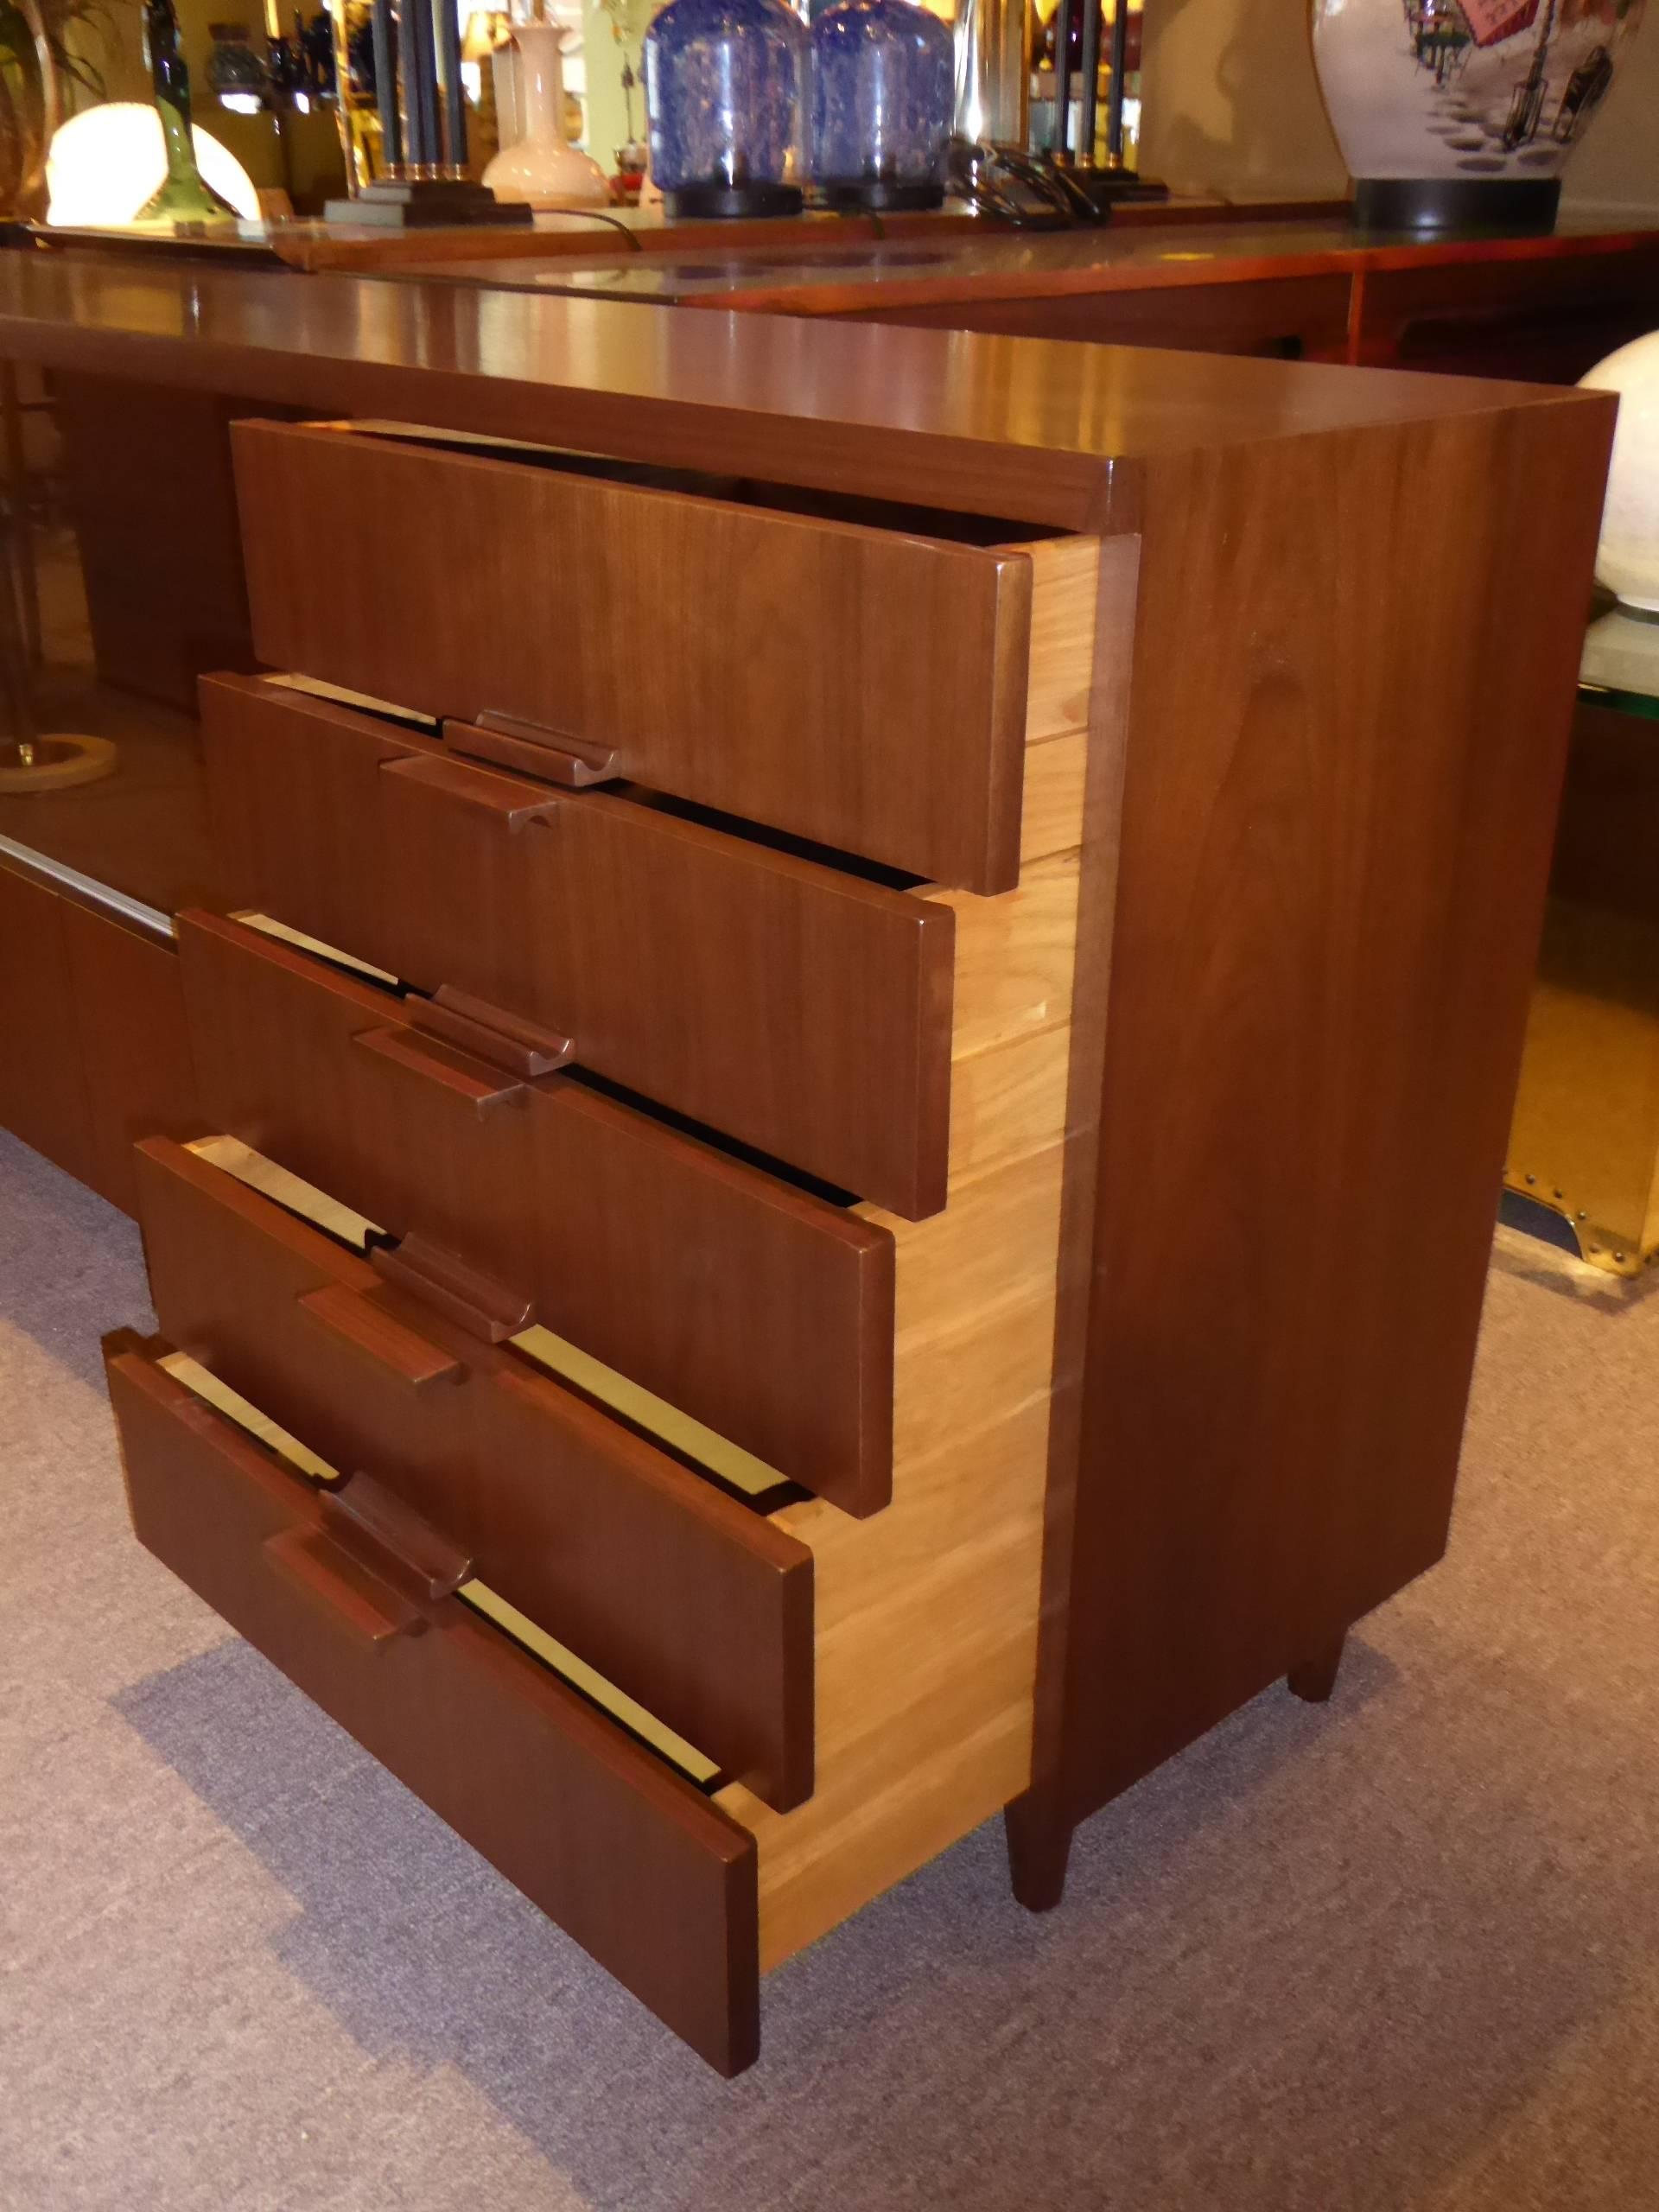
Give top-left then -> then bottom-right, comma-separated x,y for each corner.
3,1126 -> 1656,2212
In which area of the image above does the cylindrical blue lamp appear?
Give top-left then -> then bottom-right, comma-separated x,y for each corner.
645,0 -> 808,219
810,0 -> 952,210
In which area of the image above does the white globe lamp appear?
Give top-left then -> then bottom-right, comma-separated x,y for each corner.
1580,332 -> 1659,698
44,104 -> 260,230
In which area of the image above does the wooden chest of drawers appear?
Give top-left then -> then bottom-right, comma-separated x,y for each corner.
100,415 -> 1108,2071
0,269 -> 1606,2077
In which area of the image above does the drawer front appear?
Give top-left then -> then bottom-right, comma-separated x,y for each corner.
230,420 -> 1034,893
134,1137 -> 813,1808
106,1347 -> 760,2074
175,912 -> 895,1516
202,673 -> 953,1219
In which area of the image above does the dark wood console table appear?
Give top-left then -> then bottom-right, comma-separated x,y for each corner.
0,255 -> 1615,2069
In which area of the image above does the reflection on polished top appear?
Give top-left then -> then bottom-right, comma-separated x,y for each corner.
0,250 -> 1596,531
374,212 -> 1659,315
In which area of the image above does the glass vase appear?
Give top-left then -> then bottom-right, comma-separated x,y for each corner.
810,0 -> 951,209
645,0 -> 806,219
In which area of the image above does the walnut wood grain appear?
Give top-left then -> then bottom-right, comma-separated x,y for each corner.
0,855 -> 201,1215
174,912 -> 895,1515
105,1344 -> 761,2073
201,672 -> 955,1216
0,860 -> 97,1187
52,375 -> 264,712
0,255 -> 1602,535
133,1138 -> 814,1807
60,899 -> 204,1216
230,419 -> 1034,892
1033,388 -> 1618,1844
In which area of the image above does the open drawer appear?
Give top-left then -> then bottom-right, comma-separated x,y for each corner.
106,1344 -> 762,2074
133,1135 -> 813,1809
200,671 -> 955,1219
229,418 -> 1046,893
175,910 -> 894,1516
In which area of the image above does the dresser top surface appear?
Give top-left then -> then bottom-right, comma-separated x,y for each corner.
0,252 -> 1605,528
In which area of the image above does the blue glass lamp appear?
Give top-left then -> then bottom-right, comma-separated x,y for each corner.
810,0 -> 951,212
645,0 -> 808,219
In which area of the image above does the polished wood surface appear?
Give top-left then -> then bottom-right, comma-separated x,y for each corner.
175,912 -> 896,1514
1017,375 -> 1616,1875
60,901 -> 202,1214
0,683 -> 213,922
0,255 -> 1584,533
0,258 -> 1624,2064
388,215 -> 1659,383
0,860 -> 95,1186
264,197 -> 1356,274
52,375 -> 265,713
202,672 -> 956,1214
232,419 -> 1036,893
0,853 -> 200,1214
133,1137 -> 814,1808
107,1344 -> 760,2073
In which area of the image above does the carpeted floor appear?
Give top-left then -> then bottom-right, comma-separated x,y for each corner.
3,1126 -> 1657,2212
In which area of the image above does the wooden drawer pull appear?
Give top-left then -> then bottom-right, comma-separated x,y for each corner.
262,1524 -> 428,1646
378,749 -> 562,830
371,1230 -> 536,1344
351,1023 -> 528,1118
322,1469 -> 474,1602
296,1281 -> 465,1391
406,986 -> 573,1080
444,712 -> 620,789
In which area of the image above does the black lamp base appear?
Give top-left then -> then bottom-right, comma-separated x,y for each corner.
1352,175 -> 1560,236
817,179 -> 945,213
324,177 -> 533,228
662,181 -> 804,220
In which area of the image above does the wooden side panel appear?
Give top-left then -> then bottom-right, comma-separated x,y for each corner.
0,859 -> 96,1186
231,421 -> 1035,892
107,1347 -> 760,2074
1048,396 -> 1617,1823
175,912 -> 895,1514
133,1138 -> 814,1808
715,535 -> 1139,1966
201,673 -> 955,1218
60,903 -> 202,1216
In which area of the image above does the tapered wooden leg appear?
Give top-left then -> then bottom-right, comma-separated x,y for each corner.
1005,1789 -> 1073,1912
1287,1630 -> 1348,1705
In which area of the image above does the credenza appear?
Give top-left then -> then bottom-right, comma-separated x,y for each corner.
0,257 -> 1615,2070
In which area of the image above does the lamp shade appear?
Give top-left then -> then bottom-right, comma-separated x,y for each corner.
45,103 -> 260,228
1581,331 -> 1659,614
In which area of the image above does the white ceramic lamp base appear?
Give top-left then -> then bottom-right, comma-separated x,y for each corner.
482,23 -> 609,210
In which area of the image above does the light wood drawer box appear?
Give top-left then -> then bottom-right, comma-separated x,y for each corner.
230,419 -> 1048,894
132,1135 -> 814,1810
105,1344 -> 761,2075
175,911 -> 895,1516
200,671 -> 955,1220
